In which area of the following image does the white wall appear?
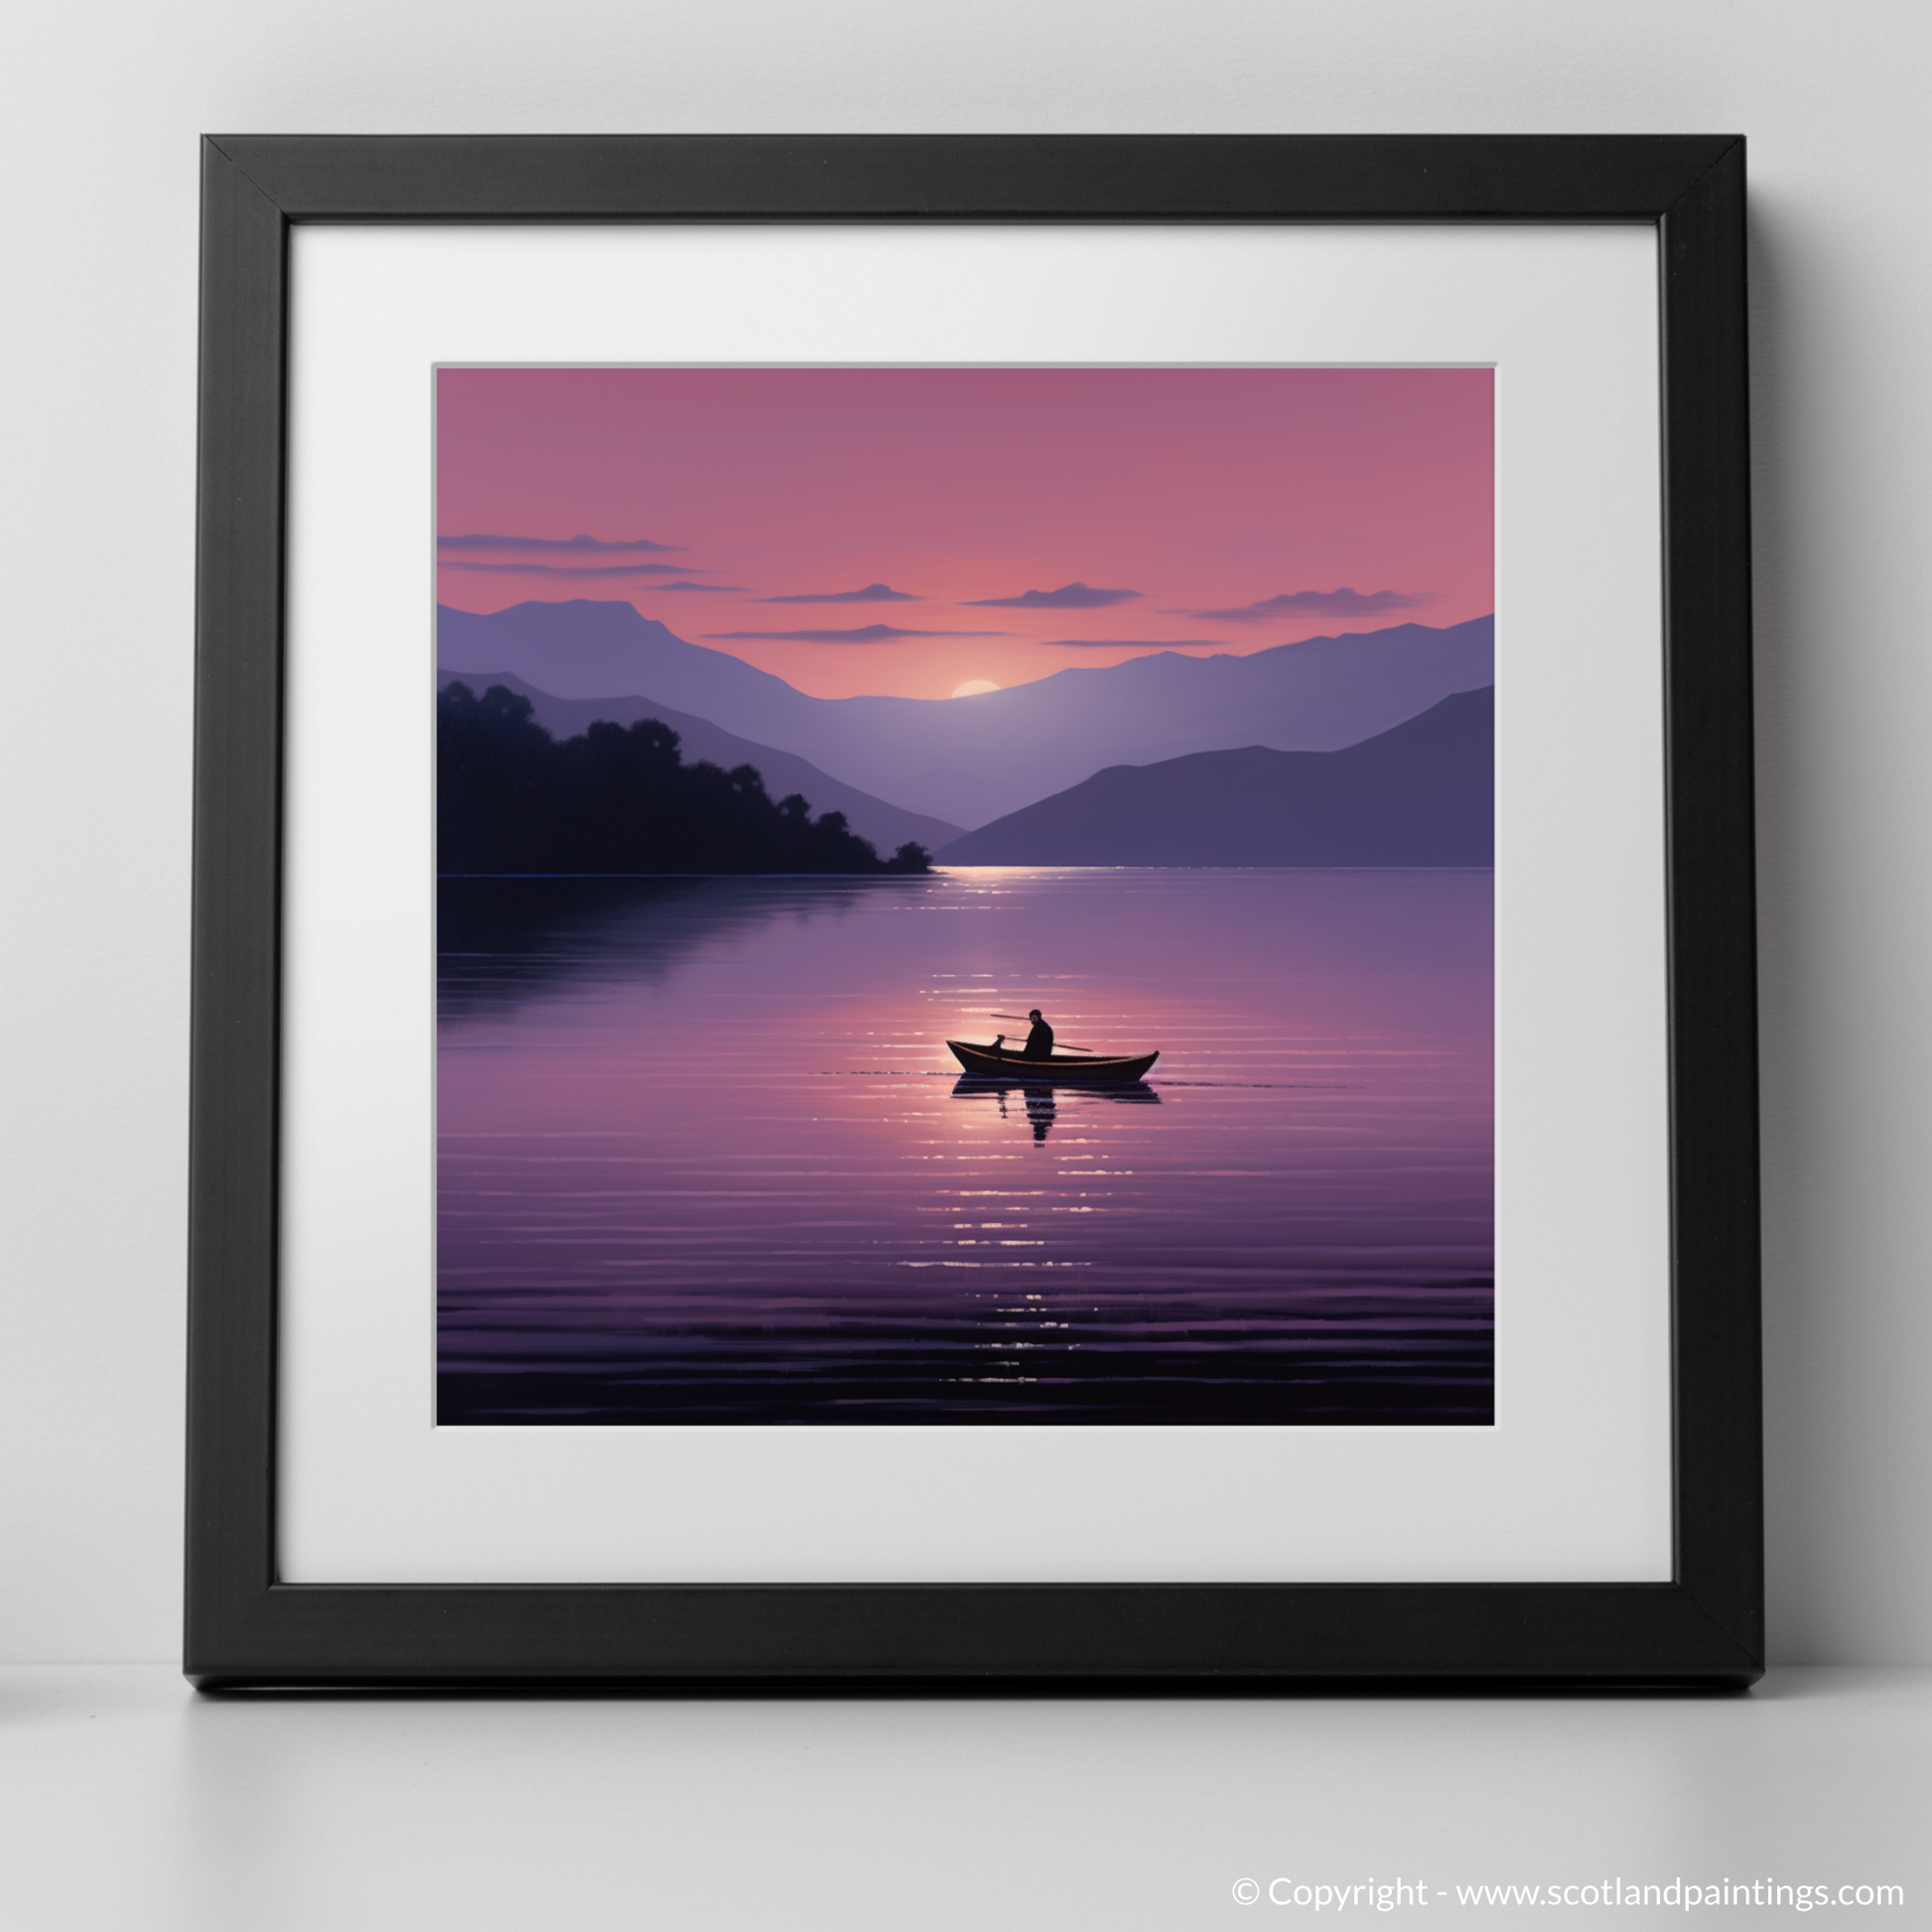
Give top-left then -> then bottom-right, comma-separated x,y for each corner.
3,0 -> 1927,1664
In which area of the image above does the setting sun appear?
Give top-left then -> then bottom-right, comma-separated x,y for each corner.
950,678 -> 1000,699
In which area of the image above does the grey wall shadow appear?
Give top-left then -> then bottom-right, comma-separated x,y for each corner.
1747,191 -> 1932,1663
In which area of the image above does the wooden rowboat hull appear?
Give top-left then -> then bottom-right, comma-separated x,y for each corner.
946,1039 -> 1159,1082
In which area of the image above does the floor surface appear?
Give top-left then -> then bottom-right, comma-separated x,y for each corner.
0,1666 -> 1923,1928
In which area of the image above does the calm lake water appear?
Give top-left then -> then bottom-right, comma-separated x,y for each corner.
437,868 -> 1493,1426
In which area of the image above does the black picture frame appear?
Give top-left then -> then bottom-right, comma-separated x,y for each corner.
188,134 -> 1759,1690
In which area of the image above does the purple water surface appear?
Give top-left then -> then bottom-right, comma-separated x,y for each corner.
437,868 -> 1493,1425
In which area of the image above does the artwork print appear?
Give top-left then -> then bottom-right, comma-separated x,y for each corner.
435,366 -> 1494,1428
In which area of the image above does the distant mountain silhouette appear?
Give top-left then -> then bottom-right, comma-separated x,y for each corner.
936,688 -> 1492,866
438,601 -> 1494,828
436,670 -> 963,856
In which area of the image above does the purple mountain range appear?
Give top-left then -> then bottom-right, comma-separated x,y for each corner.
936,688 -> 1492,867
437,670 -> 963,856
436,601 -> 1495,829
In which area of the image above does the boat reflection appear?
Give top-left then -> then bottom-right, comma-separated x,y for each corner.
949,1073 -> 1162,1144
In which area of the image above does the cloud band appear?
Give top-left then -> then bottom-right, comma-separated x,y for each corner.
703,624 -> 1009,644
1172,588 -> 1429,621
439,561 -> 702,578
963,582 -> 1141,610
758,583 -> 921,604
437,532 -> 682,553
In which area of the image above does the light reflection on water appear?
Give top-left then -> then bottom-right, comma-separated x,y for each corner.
437,868 -> 1493,1426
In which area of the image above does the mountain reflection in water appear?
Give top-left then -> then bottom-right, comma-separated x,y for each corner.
438,873 -> 934,1022
438,868 -> 1493,1427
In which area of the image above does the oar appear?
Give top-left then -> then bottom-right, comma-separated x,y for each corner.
988,1014 -> 1095,1052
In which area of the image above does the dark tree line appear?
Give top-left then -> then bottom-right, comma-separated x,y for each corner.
439,681 -> 931,876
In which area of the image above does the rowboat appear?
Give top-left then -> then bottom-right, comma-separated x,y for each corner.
946,1038 -> 1159,1082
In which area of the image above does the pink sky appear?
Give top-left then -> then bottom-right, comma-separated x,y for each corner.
436,366 -> 1491,702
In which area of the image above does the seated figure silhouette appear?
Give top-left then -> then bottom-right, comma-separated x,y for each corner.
1023,1009 -> 1055,1059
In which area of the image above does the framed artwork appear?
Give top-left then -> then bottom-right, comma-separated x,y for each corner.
188,135 -> 1760,1687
